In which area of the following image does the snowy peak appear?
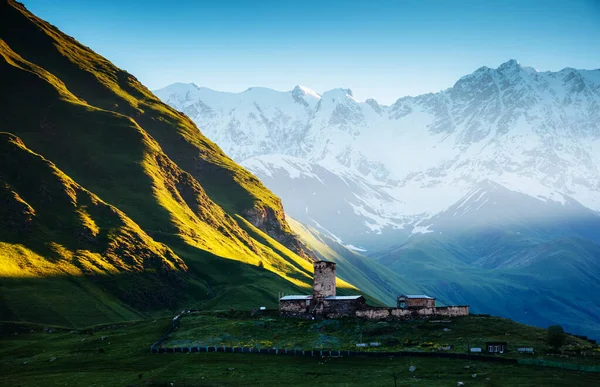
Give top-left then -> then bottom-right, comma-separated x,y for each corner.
438,180 -> 518,220
321,88 -> 357,102
497,58 -> 529,73
292,85 -> 321,100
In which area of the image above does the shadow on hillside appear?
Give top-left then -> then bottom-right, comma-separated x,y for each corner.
0,236 -> 310,328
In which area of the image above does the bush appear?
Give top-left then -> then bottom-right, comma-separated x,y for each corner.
547,325 -> 565,350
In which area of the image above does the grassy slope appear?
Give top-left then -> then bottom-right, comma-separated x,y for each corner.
0,133 -> 189,326
0,0 -> 305,255
1,318 -> 599,387
0,0 -> 373,327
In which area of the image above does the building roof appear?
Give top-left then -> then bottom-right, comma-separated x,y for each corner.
279,295 -> 311,301
325,296 -> 363,300
400,295 -> 434,299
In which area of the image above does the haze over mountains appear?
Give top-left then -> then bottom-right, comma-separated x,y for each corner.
156,62 -> 600,337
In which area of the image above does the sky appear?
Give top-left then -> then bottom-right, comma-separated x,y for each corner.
22,0 -> 600,104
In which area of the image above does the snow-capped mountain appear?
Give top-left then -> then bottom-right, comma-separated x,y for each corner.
154,59 -> 600,248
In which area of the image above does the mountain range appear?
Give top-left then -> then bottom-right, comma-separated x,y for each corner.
156,61 -> 600,338
155,62 -> 600,247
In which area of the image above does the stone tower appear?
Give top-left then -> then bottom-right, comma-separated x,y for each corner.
312,261 -> 336,299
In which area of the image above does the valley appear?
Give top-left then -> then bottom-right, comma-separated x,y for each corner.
1,1 -> 599,385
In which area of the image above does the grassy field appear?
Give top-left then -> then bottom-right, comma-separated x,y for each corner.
2,317 -> 600,387
163,311 -> 598,362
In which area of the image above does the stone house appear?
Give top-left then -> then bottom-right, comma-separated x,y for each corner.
397,295 -> 436,309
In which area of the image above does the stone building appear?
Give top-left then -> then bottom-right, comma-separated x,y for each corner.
397,295 -> 436,309
280,261 -> 366,318
280,260 -> 469,320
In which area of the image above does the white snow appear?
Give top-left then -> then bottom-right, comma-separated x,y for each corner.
411,225 -> 434,235
345,244 -> 367,252
296,85 -> 321,100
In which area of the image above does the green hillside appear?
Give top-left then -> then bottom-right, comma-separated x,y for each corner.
376,234 -> 600,339
0,0 -> 361,327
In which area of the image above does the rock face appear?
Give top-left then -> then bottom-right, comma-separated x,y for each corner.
155,62 -> 600,246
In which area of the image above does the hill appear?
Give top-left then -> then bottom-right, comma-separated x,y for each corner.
375,234 -> 600,340
0,0 -> 363,327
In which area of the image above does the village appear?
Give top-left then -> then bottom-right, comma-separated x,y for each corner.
280,260 -> 470,320
141,260 -> 600,369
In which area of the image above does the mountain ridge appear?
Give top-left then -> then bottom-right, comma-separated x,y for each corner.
155,58 -> 600,240
159,58 -> 599,105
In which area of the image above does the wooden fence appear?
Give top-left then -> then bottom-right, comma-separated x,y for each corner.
150,344 -> 518,364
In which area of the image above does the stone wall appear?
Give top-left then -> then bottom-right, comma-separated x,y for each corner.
355,307 -> 393,319
408,298 -> 435,308
355,305 -> 469,320
323,298 -> 366,318
432,306 -> 469,317
313,261 -> 336,299
280,299 -> 311,318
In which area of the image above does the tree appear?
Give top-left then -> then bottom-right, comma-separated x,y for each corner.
547,325 -> 566,350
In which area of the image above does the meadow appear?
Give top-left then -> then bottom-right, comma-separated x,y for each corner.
2,313 -> 599,386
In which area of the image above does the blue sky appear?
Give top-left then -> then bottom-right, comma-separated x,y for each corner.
22,0 -> 600,104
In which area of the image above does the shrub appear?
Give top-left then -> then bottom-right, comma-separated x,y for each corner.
384,338 -> 401,346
